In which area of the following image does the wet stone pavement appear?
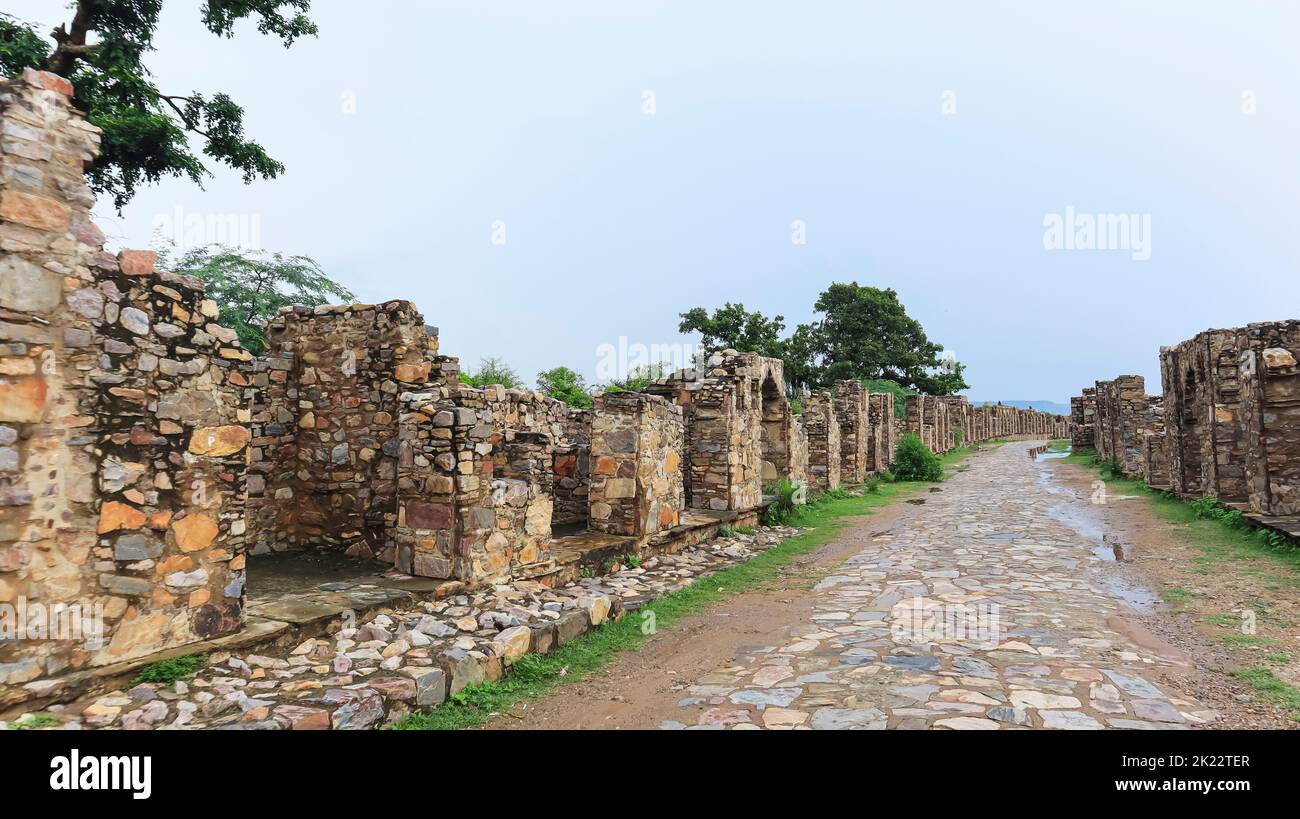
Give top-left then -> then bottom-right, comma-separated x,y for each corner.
663,442 -> 1217,731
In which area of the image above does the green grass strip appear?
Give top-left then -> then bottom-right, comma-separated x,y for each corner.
1230,667 -> 1300,719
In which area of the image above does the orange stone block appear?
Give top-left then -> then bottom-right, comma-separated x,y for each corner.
188,425 -> 251,457
117,249 -> 157,276
156,555 -> 195,574
0,376 -> 47,423
98,501 -> 146,534
173,513 -> 219,553
0,190 -> 70,232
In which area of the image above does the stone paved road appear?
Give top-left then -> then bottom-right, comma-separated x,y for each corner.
663,442 -> 1218,730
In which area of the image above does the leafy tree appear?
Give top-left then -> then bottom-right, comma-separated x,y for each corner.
160,242 -> 353,354
462,357 -> 522,389
801,282 -> 968,394
678,302 -> 786,359
536,366 -> 593,409
1,2 -> 317,210
601,363 -> 666,393
778,323 -> 819,391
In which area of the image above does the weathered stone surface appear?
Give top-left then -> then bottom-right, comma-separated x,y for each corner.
0,189 -> 70,231
173,513 -> 219,553
188,425 -> 250,457
0,256 -> 60,311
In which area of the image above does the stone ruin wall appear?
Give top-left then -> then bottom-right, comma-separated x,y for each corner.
248,302 -> 441,561
866,391 -> 894,472
551,408 -> 590,526
804,391 -> 841,492
1239,322 -> 1300,515
833,380 -> 868,484
394,383 -> 572,584
1077,319 -> 1300,517
588,392 -> 684,538
1,71 -> 249,695
1071,388 -> 1096,451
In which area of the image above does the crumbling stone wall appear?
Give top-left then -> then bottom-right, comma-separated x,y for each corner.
394,385 -> 571,583
866,392 -> 894,472
789,410 -> 808,487
1159,328 -> 1251,503
941,396 -> 970,446
1071,388 -> 1096,451
803,391 -> 840,492
0,71 -> 248,694
905,395 -> 925,448
551,409 -> 590,526
1092,375 -> 1151,477
588,392 -> 684,537
833,380 -> 868,483
1079,319 -> 1300,518
249,303 -> 439,559
1240,321 -> 1300,515
758,372 -> 793,486
643,350 -> 783,512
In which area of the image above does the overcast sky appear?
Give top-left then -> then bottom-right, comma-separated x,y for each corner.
13,1 -> 1300,403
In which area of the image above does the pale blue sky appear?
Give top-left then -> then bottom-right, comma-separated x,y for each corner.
13,1 -> 1300,403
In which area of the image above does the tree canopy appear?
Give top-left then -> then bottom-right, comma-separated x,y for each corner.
677,302 -> 787,359
807,283 -> 968,394
160,242 -> 353,354
1,1 -> 317,210
677,282 -> 968,395
536,366 -> 593,409
461,357 -> 522,389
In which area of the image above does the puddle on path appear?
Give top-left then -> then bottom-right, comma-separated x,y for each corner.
1033,451 -> 1158,613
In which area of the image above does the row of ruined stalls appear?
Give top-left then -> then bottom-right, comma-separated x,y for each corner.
0,70 -> 1072,694
1072,322 -> 1300,517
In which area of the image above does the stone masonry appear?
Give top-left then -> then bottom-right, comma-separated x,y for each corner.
833,380 -> 868,484
1,71 -> 249,694
804,391 -> 841,493
1076,319 -> 1300,517
588,392 -> 684,538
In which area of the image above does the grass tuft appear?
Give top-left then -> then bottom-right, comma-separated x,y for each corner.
131,653 -> 208,685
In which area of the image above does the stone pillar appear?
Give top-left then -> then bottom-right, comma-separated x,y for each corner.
804,392 -> 841,492
589,392 -> 684,537
833,380 -> 867,483
395,385 -> 569,584
1071,388 -> 1096,451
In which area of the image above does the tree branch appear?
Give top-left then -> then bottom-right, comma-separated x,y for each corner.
159,94 -> 214,138
47,0 -> 98,76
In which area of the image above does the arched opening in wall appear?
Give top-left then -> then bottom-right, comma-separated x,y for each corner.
550,409 -> 591,538
1179,359 -> 1206,493
759,375 -> 791,493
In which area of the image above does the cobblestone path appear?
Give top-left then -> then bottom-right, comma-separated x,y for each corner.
664,443 -> 1217,730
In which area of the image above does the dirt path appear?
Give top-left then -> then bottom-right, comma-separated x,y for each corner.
492,442 -> 1297,730
489,501 -> 914,729
1040,457 -> 1299,729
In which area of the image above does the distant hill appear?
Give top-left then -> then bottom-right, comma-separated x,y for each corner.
967,399 -> 1071,416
